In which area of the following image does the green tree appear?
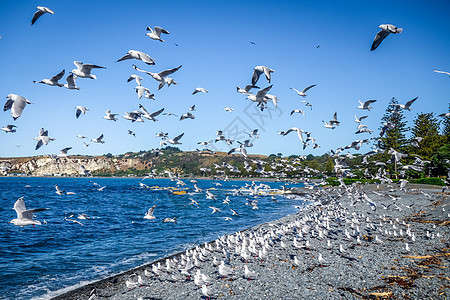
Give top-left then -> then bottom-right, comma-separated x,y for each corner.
410,112 -> 443,159
379,97 -> 409,151
441,103 -> 450,142
325,157 -> 334,175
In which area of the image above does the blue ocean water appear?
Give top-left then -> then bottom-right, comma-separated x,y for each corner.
0,177 -> 305,299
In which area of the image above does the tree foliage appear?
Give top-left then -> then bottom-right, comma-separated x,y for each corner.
379,97 -> 409,151
410,112 -> 443,159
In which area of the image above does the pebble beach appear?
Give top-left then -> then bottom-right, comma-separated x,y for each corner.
53,183 -> 449,300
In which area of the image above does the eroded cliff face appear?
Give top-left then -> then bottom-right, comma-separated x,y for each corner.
0,156 -> 149,176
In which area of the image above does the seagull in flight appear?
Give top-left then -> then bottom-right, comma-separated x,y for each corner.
167,133 -> 184,145
146,26 -> 170,42
35,128 -> 55,150
252,66 -> 275,85
33,69 -> 65,87
116,50 -> 155,65
9,197 -> 48,226
1,125 -> 17,133
433,69 -> 450,77
63,73 -> 80,90
128,130 -> 136,137
290,84 -> 317,97
91,134 -> 105,144
31,6 -> 54,25
290,109 -> 306,116
127,75 -> 143,86
104,110 -> 118,121
4,94 -> 32,120
237,84 -> 259,95
246,85 -> 273,104
192,87 -> 208,95
144,205 -> 157,220
133,65 -> 182,90
71,61 -> 105,80
394,97 -> 418,111
357,100 -> 377,111
139,105 -> 164,122
371,24 -> 403,51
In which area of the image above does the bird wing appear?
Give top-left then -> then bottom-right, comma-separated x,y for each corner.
135,51 -> 155,65
3,99 -> 13,112
13,198 -> 27,218
139,104 -> 150,115
364,99 -> 377,106
371,29 -> 390,51
255,85 -> 273,98
404,97 -> 418,108
117,53 -> 133,62
252,68 -> 263,85
81,63 -> 105,72
31,10 -> 46,25
302,84 -> 317,93
39,128 -> 48,136
290,87 -> 300,94
35,139 -> 44,150
158,65 -> 182,77
132,64 -> 152,76
173,133 -> 184,142
73,61 -> 84,71
433,69 -> 450,75
97,134 -> 104,140
76,108 -> 82,118
11,96 -> 28,120
147,205 -> 157,216
150,108 -> 164,117
50,69 -> 65,82
154,26 -> 169,35
66,73 -> 76,86
263,66 -> 272,82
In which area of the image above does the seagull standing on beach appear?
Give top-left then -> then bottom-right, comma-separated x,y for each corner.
31,6 -> 54,25
9,197 -> 48,226
4,94 -> 32,120
371,24 -> 403,51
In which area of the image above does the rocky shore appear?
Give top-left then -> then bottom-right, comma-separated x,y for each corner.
53,183 -> 449,300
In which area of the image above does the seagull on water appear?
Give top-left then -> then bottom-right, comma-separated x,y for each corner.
290,84 -> 317,97
146,26 -> 170,42
371,24 -> 403,51
71,61 -> 105,80
35,128 -> 55,150
252,66 -> 274,85
31,6 -> 54,25
4,94 -> 32,120
33,70 -> 65,87
117,50 -> 155,65
144,205 -> 157,220
9,197 -> 48,226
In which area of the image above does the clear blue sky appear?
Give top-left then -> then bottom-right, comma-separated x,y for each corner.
1,0 -> 449,158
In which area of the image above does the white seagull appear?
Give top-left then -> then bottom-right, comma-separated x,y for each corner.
252,66 -> 275,85
9,197 -> 48,226
146,26 -> 170,42
63,73 -> 80,90
1,125 -> 17,133
127,75 -> 143,86
33,69 -> 65,87
371,24 -> 403,51
290,84 -> 317,97
104,110 -> 118,121
139,105 -> 164,122
71,61 -> 105,80
192,87 -> 208,95
116,50 -> 155,65
394,97 -> 418,111
4,94 -> 32,120
167,133 -> 184,145
133,64 -> 182,90
357,100 -> 377,111
31,6 -> 54,25
75,106 -> 89,118
91,134 -> 105,144
247,85 -> 273,104
144,205 -> 157,220
433,69 -> 450,77
224,107 -> 234,112
35,128 -> 55,150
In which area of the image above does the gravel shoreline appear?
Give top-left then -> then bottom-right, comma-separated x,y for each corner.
52,183 -> 449,300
